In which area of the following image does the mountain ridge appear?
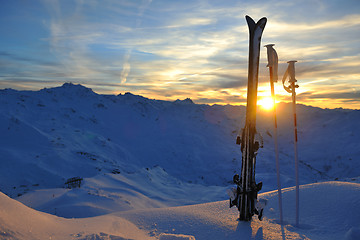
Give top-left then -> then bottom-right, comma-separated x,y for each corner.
0,83 -> 359,219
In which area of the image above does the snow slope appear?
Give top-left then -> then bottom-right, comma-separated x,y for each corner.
1,181 -> 360,240
0,191 -> 154,240
0,83 -> 360,239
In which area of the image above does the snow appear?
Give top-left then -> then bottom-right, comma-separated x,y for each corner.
0,83 -> 359,239
345,227 -> 360,240
0,191 -> 154,240
159,233 -> 196,240
1,181 -> 360,239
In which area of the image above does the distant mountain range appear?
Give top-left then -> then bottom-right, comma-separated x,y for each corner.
0,83 -> 359,218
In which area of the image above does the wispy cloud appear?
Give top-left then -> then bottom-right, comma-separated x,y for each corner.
120,50 -> 131,83
1,0 -> 359,109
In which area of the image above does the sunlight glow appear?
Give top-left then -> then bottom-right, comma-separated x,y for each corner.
257,97 -> 275,111
162,69 -> 184,79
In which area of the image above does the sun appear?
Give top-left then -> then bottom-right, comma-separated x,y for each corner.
257,97 -> 275,111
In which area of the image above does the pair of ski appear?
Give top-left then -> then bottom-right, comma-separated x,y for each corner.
229,15 -> 267,221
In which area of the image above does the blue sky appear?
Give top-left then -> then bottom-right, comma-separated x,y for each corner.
1,0 -> 359,109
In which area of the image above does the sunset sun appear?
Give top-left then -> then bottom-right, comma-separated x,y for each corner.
257,97 -> 275,110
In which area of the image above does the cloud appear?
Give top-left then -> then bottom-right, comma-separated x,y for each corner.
0,51 -> 57,67
267,14 -> 360,35
120,50 -> 131,83
1,0 -> 359,109
299,90 -> 360,100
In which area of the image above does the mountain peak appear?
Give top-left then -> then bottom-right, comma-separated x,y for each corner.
174,98 -> 194,104
40,82 -> 96,97
60,82 -> 93,92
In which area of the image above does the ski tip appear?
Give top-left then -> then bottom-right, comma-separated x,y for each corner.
245,15 -> 254,22
245,15 -> 267,30
245,15 -> 255,29
257,17 -> 267,29
259,17 -> 267,23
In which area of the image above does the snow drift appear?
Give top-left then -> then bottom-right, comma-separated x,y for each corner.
1,181 -> 360,239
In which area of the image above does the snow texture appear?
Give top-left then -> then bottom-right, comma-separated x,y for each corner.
0,83 -> 359,239
1,181 -> 360,239
159,233 -> 196,240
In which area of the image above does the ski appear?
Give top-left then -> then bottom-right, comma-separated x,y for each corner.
230,15 -> 266,221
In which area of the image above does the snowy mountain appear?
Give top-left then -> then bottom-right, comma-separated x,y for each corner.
0,83 -> 359,239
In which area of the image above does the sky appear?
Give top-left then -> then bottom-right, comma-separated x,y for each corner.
0,0 -> 359,109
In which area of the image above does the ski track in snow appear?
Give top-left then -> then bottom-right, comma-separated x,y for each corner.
0,83 -> 359,239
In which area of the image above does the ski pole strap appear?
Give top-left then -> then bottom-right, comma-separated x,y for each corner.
264,44 -> 278,83
282,60 -> 298,93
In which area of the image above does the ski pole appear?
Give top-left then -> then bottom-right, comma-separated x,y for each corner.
282,60 -> 299,226
265,44 -> 283,225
